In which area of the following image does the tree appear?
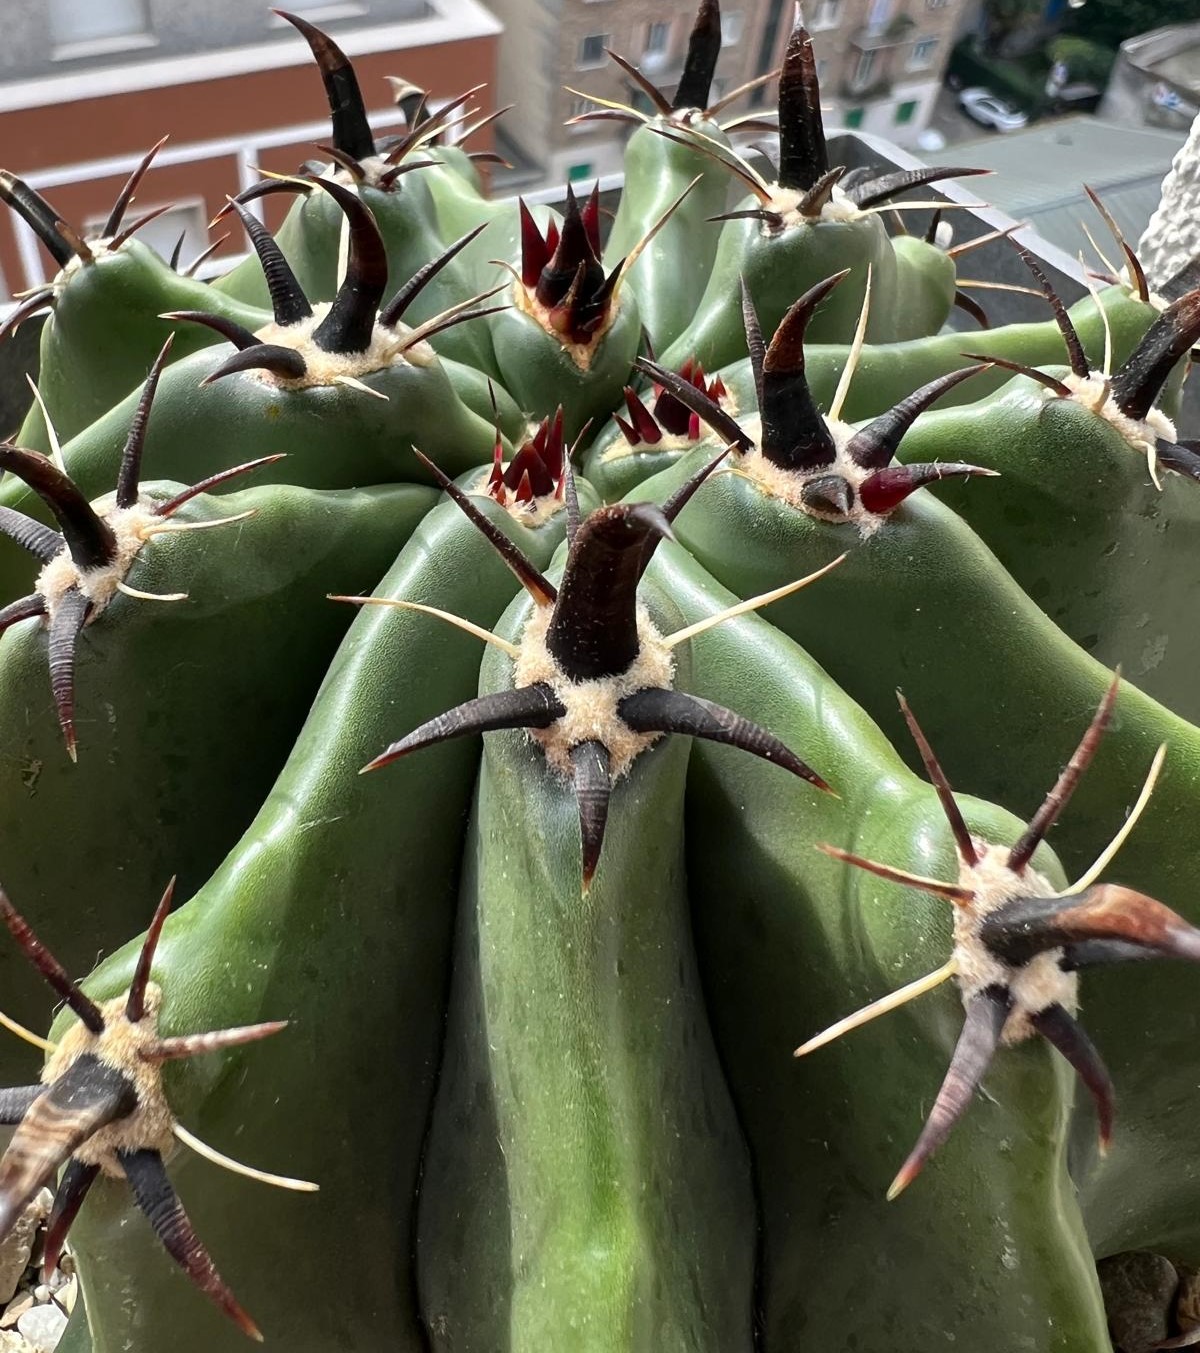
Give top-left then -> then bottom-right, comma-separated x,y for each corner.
979,0 -> 1043,57
1067,0 -> 1199,52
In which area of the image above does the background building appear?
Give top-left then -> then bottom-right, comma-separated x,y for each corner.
1100,23 -> 1200,131
799,0 -> 963,143
488,0 -> 964,192
0,0 -> 501,300
926,114 -> 1185,257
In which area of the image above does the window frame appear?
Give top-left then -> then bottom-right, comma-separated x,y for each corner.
84,195 -> 209,265
851,48 -> 878,89
810,0 -> 841,32
48,0 -> 154,57
576,33 -> 611,70
908,36 -> 939,70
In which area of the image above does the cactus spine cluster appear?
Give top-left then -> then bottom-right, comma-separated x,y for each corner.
0,6 -> 1199,1351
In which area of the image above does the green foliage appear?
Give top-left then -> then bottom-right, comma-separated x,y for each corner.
1067,0 -> 1199,52
1049,34 -> 1117,85
978,0 -> 1043,55
949,37 -> 1047,109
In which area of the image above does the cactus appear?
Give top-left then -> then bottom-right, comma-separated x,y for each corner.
1,5 -> 1199,1352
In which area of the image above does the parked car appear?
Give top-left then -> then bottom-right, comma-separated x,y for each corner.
958,86 -> 1029,131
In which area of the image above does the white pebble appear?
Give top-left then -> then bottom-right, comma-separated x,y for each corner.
17,1302 -> 67,1351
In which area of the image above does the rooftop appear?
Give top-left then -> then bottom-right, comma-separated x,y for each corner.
927,116 -> 1185,260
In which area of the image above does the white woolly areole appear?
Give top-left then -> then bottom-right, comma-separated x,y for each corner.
467,468 -> 566,528
334,154 -> 396,191
250,303 -> 435,389
599,389 -> 743,462
52,239 -> 118,295
35,502 -> 161,623
733,413 -> 890,538
768,181 -> 863,227
1060,372 -> 1177,457
511,280 -> 614,371
43,985 -> 177,1178
511,600 -> 675,779
952,841 -> 1076,1044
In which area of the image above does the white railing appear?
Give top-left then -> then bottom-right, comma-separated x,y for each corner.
4,106 -> 418,294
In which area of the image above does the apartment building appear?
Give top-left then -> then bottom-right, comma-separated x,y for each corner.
0,0 -> 501,300
802,0 -> 962,142
488,0 -> 961,190
487,0 -> 786,188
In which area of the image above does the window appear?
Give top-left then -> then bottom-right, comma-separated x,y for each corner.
49,0 -> 149,46
866,0 -> 894,34
567,95 -> 595,122
567,162 -> 594,183
851,49 -> 877,88
644,21 -> 670,55
843,106 -> 864,128
816,57 -> 829,82
909,37 -> 938,69
577,34 -> 610,69
894,99 -> 918,124
86,200 -> 208,268
269,2 -> 368,20
926,0 -> 951,8
721,11 -> 744,46
642,21 -> 671,71
810,0 -> 841,31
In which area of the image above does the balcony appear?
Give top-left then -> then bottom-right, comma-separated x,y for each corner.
850,13 -> 917,53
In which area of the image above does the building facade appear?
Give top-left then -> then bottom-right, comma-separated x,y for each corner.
0,0 -> 501,300
802,0 -> 962,142
1100,23 -> 1200,133
488,0 -> 962,192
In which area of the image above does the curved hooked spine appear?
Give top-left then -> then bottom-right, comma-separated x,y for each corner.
274,9 -> 376,162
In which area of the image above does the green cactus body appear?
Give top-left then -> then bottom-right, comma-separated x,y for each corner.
203,11 -> 499,376
583,366 -> 738,502
47,476 -> 587,1352
3,4 -> 1200,1346
418,567 -> 755,1353
424,175 -> 559,295
425,141 -> 485,191
582,430 -> 691,504
16,240 -> 266,453
648,541 -> 1113,1351
583,422 -> 707,503
0,478 -> 434,1077
889,231 -> 958,341
0,341 -> 507,596
488,294 -> 642,441
753,283 -> 1164,425
602,121 -> 730,351
215,176 -> 500,374
658,206 -> 898,372
636,452 -> 1200,1257
896,369 -> 1200,722
637,450 -> 1197,876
